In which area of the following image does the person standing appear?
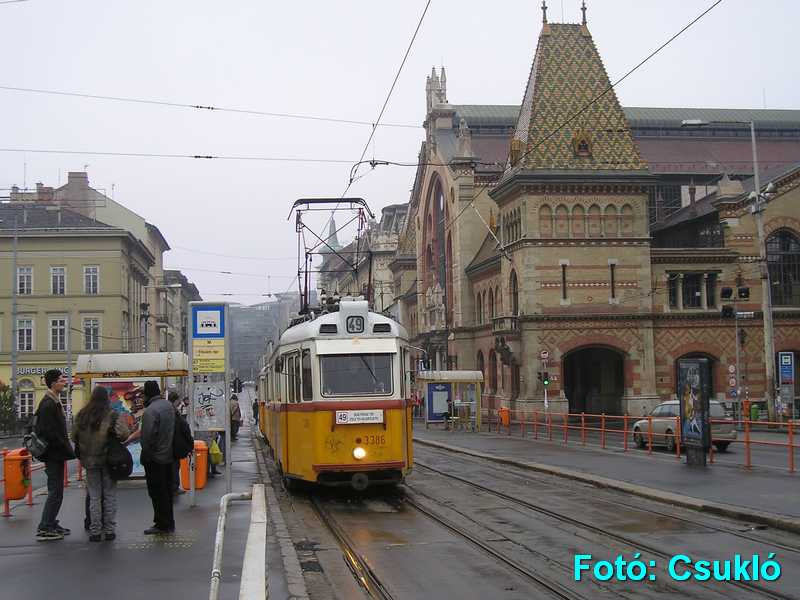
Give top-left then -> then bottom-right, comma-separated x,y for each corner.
34,369 -> 76,541
140,381 -> 175,535
252,397 -> 259,427
72,386 -> 130,541
230,394 -> 242,440
168,391 -> 187,496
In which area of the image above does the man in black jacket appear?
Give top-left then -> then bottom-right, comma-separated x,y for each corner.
35,369 -> 76,541
140,381 -> 175,534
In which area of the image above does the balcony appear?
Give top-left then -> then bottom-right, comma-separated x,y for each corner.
492,315 -> 519,336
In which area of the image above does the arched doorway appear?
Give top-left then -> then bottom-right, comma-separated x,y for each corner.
563,347 -> 624,414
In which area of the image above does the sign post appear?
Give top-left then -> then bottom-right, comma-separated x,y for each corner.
189,302 -> 230,502
540,350 -> 549,410
778,351 -> 795,421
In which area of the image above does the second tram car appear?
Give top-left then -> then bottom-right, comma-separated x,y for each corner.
257,297 -> 412,490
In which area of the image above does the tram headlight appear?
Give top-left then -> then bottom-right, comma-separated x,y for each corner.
353,446 -> 367,460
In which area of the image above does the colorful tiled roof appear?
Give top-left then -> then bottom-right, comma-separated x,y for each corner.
510,23 -> 647,172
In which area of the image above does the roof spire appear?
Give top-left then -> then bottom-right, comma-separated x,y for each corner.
581,1 -> 587,26
541,0 -> 547,24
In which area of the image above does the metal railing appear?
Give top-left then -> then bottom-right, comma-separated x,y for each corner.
209,484 -> 267,600
481,408 -> 798,473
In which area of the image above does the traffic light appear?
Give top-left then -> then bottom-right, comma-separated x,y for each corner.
542,372 -> 550,386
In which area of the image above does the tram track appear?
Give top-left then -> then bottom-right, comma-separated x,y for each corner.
418,446 -> 800,556
401,494 -> 595,600
413,458 -> 796,600
310,494 -> 397,600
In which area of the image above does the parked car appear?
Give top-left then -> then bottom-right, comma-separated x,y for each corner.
632,400 -> 737,452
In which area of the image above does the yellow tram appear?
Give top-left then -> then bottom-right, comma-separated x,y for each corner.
257,297 -> 413,490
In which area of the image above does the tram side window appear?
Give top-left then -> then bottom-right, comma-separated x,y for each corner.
293,353 -> 301,402
301,349 -> 313,401
286,355 -> 295,403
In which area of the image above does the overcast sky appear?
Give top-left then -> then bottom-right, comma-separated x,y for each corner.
2,0 -> 798,303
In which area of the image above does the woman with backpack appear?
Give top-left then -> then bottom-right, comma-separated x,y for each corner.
72,386 -> 130,542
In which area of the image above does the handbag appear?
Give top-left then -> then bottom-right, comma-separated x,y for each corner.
106,413 -> 133,481
22,414 -> 48,459
209,438 -> 223,465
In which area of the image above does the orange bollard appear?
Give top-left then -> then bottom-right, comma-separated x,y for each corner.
548,412 -> 552,441
647,415 -> 653,455
533,411 -> 538,439
77,461 -> 83,481
1,448 -> 9,517
788,421 -> 794,473
63,462 -> 69,488
563,412 -> 568,444
675,416 -> 681,459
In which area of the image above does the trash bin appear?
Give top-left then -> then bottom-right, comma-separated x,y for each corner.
180,441 -> 208,490
750,402 -> 760,422
499,407 -> 510,427
3,448 -> 31,501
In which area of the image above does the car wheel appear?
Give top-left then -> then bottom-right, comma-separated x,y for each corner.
633,428 -> 646,448
665,430 -> 676,453
714,442 -> 730,452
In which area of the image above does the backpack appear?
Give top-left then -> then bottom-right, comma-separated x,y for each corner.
106,413 -> 133,481
23,413 -> 49,459
173,411 -> 194,459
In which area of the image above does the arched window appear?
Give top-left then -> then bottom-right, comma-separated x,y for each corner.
555,204 -> 569,237
482,291 -> 487,323
539,204 -> 553,238
510,270 -> 519,316
588,204 -> 602,237
477,351 -> 485,381
604,205 -> 618,236
476,293 -> 482,324
488,350 -> 498,393
488,288 -> 495,319
768,230 -> 800,306
571,205 -> 585,237
495,286 -> 501,315
620,204 -> 634,236
511,364 -> 521,400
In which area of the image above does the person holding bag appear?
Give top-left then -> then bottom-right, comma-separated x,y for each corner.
72,386 -> 130,542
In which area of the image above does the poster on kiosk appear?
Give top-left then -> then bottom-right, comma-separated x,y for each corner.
189,302 -> 230,495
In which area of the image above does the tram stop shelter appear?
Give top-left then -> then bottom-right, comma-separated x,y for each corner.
75,352 -> 190,476
417,370 -> 483,430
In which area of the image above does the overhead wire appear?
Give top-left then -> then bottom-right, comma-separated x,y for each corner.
0,84 -> 420,129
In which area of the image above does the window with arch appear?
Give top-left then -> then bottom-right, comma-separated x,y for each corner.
555,205 -> 569,237
604,205 -> 618,236
511,364 -> 521,400
488,288 -> 495,319
18,378 -> 35,418
539,204 -> 553,238
571,205 -> 585,237
620,204 -> 634,236
477,351 -> 485,381
488,350 -> 498,393
482,290 -> 487,322
476,293 -> 483,324
768,230 -> 800,306
588,204 -> 602,237
510,270 -> 519,316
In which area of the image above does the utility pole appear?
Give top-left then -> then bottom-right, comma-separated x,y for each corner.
750,121 -> 778,421
10,213 -> 18,413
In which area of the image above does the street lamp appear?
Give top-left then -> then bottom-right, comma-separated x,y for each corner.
681,118 -> 779,420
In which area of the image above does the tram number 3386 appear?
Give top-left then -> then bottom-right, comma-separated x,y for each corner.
362,435 -> 386,445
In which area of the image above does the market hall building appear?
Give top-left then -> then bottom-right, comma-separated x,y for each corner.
389,8 -> 800,418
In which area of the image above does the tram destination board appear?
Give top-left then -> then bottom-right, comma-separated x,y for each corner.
335,409 -> 384,424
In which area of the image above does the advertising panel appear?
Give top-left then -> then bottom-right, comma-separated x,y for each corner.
677,358 -> 711,450
426,382 -> 451,423
92,377 -> 150,477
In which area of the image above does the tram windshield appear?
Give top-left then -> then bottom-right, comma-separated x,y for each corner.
320,353 -> 393,397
